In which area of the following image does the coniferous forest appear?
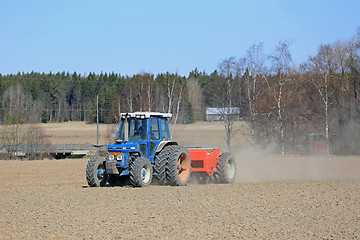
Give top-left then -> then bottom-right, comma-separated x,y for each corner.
1,30 -> 359,155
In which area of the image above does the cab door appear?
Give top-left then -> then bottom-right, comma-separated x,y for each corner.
148,117 -> 161,162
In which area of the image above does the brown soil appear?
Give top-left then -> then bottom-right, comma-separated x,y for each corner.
1,157 -> 359,239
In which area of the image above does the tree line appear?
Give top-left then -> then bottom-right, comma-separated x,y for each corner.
0,28 -> 359,155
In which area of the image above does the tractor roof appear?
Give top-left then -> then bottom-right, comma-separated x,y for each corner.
120,112 -> 172,118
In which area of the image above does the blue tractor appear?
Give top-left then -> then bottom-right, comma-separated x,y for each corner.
86,112 -> 192,187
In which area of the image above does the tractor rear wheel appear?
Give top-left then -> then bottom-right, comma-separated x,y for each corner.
217,152 -> 236,183
154,145 -> 172,185
130,157 -> 153,187
166,146 -> 191,186
86,156 -> 107,187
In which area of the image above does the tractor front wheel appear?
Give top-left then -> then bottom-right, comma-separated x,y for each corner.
130,157 -> 153,187
86,156 -> 107,187
217,152 -> 236,183
166,146 -> 191,186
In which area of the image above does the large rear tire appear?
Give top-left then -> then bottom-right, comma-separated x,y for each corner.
217,152 -> 236,183
86,156 -> 107,187
130,157 -> 153,187
154,145 -> 172,185
166,146 -> 191,186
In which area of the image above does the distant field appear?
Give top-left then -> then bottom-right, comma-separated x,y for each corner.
41,121 -> 251,146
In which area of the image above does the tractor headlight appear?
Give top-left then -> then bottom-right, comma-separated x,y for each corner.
109,155 -> 115,160
116,155 -> 123,161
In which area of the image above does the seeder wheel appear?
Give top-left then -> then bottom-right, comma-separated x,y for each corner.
217,152 -> 236,183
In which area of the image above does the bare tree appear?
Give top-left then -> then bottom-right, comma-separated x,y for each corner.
172,86 -> 183,135
331,38 -> 360,154
333,41 -> 352,135
0,123 -> 49,159
2,84 -> 39,124
309,44 -> 338,155
156,73 -> 184,133
127,81 -> 133,112
187,77 -> 203,121
345,36 -> 360,116
3,85 -> 28,114
24,124 -> 50,160
105,123 -> 118,145
235,58 -> 246,117
166,73 -> 177,113
145,74 -> 154,112
243,43 -> 265,145
218,57 -> 238,149
0,124 -> 25,159
265,41 -> 293,155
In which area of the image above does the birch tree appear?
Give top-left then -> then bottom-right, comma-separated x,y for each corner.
167,73 -> 176,113
309,44 -> 338,155
218,57 -> 238,149
171,86 -> 183,135
127,80 -> 133,112
187,77 -> 203,121
145,74 -> 154,112
243,43 -> 265,145
345,36 -> 360,116
265,41 -> 293,155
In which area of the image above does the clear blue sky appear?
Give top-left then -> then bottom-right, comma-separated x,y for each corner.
0,0 -> 359,77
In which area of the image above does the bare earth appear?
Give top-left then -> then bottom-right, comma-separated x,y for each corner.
0,122 -> 360,239
0,156 -> 359,239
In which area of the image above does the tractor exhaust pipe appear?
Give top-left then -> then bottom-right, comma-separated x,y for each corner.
124,114 -> 129,142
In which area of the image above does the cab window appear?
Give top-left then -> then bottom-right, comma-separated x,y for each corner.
160,118 -> 170,139
117,118 -> 147,141
150,118 -> 161,140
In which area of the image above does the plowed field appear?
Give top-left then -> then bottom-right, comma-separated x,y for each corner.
1,156 -> 360,239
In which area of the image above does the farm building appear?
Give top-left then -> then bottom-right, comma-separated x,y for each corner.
206,107 -> 241,121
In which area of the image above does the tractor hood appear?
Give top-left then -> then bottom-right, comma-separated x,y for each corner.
107,141 -> 140,152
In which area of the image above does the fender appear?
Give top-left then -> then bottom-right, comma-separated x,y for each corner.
156,141 -> 178,153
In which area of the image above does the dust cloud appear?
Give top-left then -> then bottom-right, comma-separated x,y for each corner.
185,142 -> 360,183
233,145 -> 360,183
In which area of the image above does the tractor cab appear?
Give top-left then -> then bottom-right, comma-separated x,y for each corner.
108,112 -> 173,162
